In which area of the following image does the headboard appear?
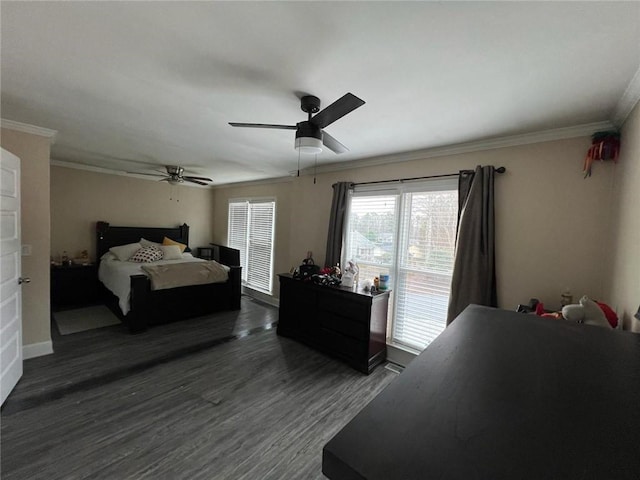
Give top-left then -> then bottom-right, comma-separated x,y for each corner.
96,221 -> 190,262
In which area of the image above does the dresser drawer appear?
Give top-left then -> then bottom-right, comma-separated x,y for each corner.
320,312 -> 369,340
321,327 -> 368,361
318,290 -> 369,322
278,280 -> 317,337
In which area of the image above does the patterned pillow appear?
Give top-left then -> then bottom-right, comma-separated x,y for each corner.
129,245 -> 164,263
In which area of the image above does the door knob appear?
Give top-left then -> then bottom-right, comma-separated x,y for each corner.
18,277 -> 31,285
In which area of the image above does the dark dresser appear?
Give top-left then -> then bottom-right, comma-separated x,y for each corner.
277,273 -> 389,374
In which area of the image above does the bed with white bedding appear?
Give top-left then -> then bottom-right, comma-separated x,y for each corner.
99,252 -> 231,315
96,221 -> 241,333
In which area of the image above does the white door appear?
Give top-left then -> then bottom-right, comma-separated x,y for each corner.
0,148 -> 23,405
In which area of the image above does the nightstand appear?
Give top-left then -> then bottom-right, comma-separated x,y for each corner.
196,246 -> 215,260
50,264 -> 101,310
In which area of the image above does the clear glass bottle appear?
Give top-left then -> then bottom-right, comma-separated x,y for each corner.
560,289 -> 573,307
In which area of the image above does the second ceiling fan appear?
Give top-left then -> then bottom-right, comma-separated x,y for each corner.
130,165 -> 212,185
229,93 -> 365,154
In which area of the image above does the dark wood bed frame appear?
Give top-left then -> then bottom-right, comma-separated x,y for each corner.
96,221 -> 241,333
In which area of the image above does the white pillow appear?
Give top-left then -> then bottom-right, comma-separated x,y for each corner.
109,242 -> 142,262
100,251 -> 117,261
140,238 -> 161,248
159,244 -> 183,260
182,252 -> 194,258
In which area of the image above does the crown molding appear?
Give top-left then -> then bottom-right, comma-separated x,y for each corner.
52,119 -> 614,186
612,64 -> 640,127
1,119 -> 58,143
210,175 -> 294,190
51,158 -> 294,189
298,120 -> 615,176
50,159 -> 212,188
51,159 -> 130,176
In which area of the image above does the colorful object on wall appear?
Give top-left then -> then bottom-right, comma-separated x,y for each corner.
583,131 -> 620,178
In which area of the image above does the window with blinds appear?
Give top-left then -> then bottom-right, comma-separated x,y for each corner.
228,199 -> 276,294
228,202 -> 248,271
344,181 -> 458,351
395,189 -> 458,350
344,194 -> 398,289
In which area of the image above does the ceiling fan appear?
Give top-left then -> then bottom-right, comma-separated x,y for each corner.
229,93 -> 365,154
129,166 -> 212,186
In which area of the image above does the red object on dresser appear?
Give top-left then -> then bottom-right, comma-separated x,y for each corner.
596,301 -> 618,328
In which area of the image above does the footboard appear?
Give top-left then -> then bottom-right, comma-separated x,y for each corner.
127,266 -> 242,333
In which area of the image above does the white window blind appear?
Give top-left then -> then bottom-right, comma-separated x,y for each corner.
344,194 -> 398,285
344,181 -> 458,352
228,200 -> 275,294
394,190 -> 458,350
228,202 -> 248,271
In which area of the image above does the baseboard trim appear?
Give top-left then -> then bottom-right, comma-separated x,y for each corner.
386,344 -> 418,368
22,341 -> 53,360
242,287 -> 279,308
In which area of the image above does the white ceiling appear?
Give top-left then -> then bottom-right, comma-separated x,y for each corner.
2,1 -> 639,185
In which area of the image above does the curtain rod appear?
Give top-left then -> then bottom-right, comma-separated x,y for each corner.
349,166 -> 506,187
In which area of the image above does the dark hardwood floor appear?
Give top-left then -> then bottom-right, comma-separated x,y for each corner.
1,296 -> 397,479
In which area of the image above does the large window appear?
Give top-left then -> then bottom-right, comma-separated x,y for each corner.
228,199 -> 276,294
344,180 -> 458,351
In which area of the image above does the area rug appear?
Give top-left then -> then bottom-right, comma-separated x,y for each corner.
54,305 -> 121,335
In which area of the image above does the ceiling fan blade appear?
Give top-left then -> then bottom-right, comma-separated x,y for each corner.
310,93 -> 365,129
229,123 -> 297,130
184,176 -> 213,182
185,178 -> 209,186
322,131 -> 349,154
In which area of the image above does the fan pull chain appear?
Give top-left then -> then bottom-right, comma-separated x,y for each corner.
297,148 -> 301,177
313,154 -> 317,184
169,184 -> 180,202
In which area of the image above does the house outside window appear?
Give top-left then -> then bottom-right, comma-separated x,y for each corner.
228,199 -> 276,294
343,179 -> 458,351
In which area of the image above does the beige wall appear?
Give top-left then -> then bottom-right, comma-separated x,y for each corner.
605,101 -> 640,331
213,136 -> 615,313
1,128 -> 52,348
5,120 -> 632,352
50,166 -> 216,261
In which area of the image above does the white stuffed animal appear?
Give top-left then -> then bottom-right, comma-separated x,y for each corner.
561,295 -> 611,328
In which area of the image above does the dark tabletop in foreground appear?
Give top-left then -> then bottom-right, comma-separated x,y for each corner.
323,304 -> 640,480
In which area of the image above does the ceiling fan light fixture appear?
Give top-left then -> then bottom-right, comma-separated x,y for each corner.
168,177 -> 183,186
295,136 -> 323,154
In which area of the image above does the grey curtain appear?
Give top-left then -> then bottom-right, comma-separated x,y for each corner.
325,182 -> 351,267
447,165 -> 497,324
